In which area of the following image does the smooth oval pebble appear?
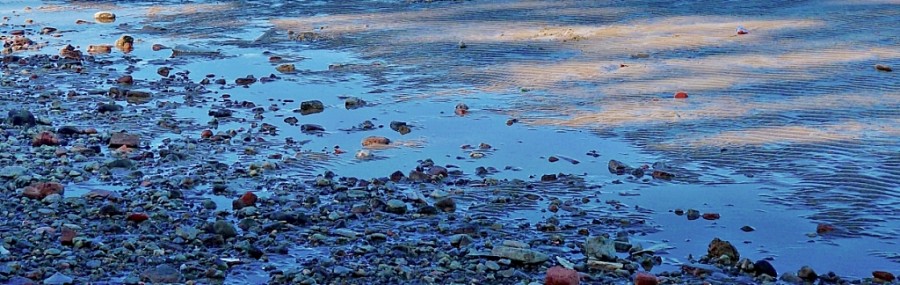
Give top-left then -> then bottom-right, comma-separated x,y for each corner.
94,11 -> 116,22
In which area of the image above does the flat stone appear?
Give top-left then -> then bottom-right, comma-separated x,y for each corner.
585,235 -> 617,262
109,132 -> 140,148
385,199 -> 407,214
213,220 -> 238,238
140,264 -> 182,284
490,246 -> 548,264
0,166 -> 27,178
43,272 -> 73,285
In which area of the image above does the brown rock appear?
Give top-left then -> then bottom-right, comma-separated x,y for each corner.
117,75 -> 133,85
435,197 -> 456,212
115,35 -> 134,52
634,272 -> 658,285
60,228 -> 76,246
127,213 -> 150,223
707,238 -> 739,264
651,170 -> 675,180
276,64 -> 295,73
87,45 -> 112,54
798,266 -> 818,282
59,44 -> 82,60
22,182 -> 64,199
873,271 -> 895,282
702,213 -> 720,220
875,64 -> 893,72
362,136 -> 391,147
816,223 -> 834,234
125,90 -> 152,104
157,67 -> 171,77
32,131 -> 60,147
109,132 -> 140,148
545,266 -> 579,285
201,130 -> 213,139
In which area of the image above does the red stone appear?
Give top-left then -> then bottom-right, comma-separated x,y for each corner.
816,223 -> 834,234
545,266 -> 579,285
873,271 -> 895,282
702,213 -> 721,220
22,182 -> 65,199
240,192 -> 258,206
634,272 -> 659,285
674,91 -> 689,99
60,228 -> 76,246
127,213 -> 150,223
32,131 -> 60,147
201,129 -> 213,139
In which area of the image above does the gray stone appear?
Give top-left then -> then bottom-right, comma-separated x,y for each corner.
385,199 -> 407,214
43,272 -> 74,285
140,264 -> 182,284
585,235 -> 617,262
213,220 -> 238,238
490,246 -> 548,264
0,166 -> 27,178
449,234 -> 473,248
7,109 -> 36,127
176,226 -> 200,240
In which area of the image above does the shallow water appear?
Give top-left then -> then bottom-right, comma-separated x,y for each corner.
3,0 -> 898,282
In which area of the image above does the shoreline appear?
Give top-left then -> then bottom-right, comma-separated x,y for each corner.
1,1 -> 898,284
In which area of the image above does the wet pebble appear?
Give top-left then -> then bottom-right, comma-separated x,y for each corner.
140,264 -> 182,284
585,235 -> 616,262
43,272 -> 74,285
109,132 -> 140,148
686,209 -> 700,220
634,272 -> 658,285
275,64 -> 295,73
213,220 -> 238,239
385,199 -> 407,214
7,109 -> 36,126
797,266 -> 818,282
301,124 -> 325,133
873,271 -> 895,282
545,266 -> 579,285
754,260 -> 777,277
345,97 -> 366,109
390,121 -> 411,135
362,136 -> 391,147
707,238 -> 739,265
93,11 -> 116,22
491,245 -> 548,264
299,100 -> 324,115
